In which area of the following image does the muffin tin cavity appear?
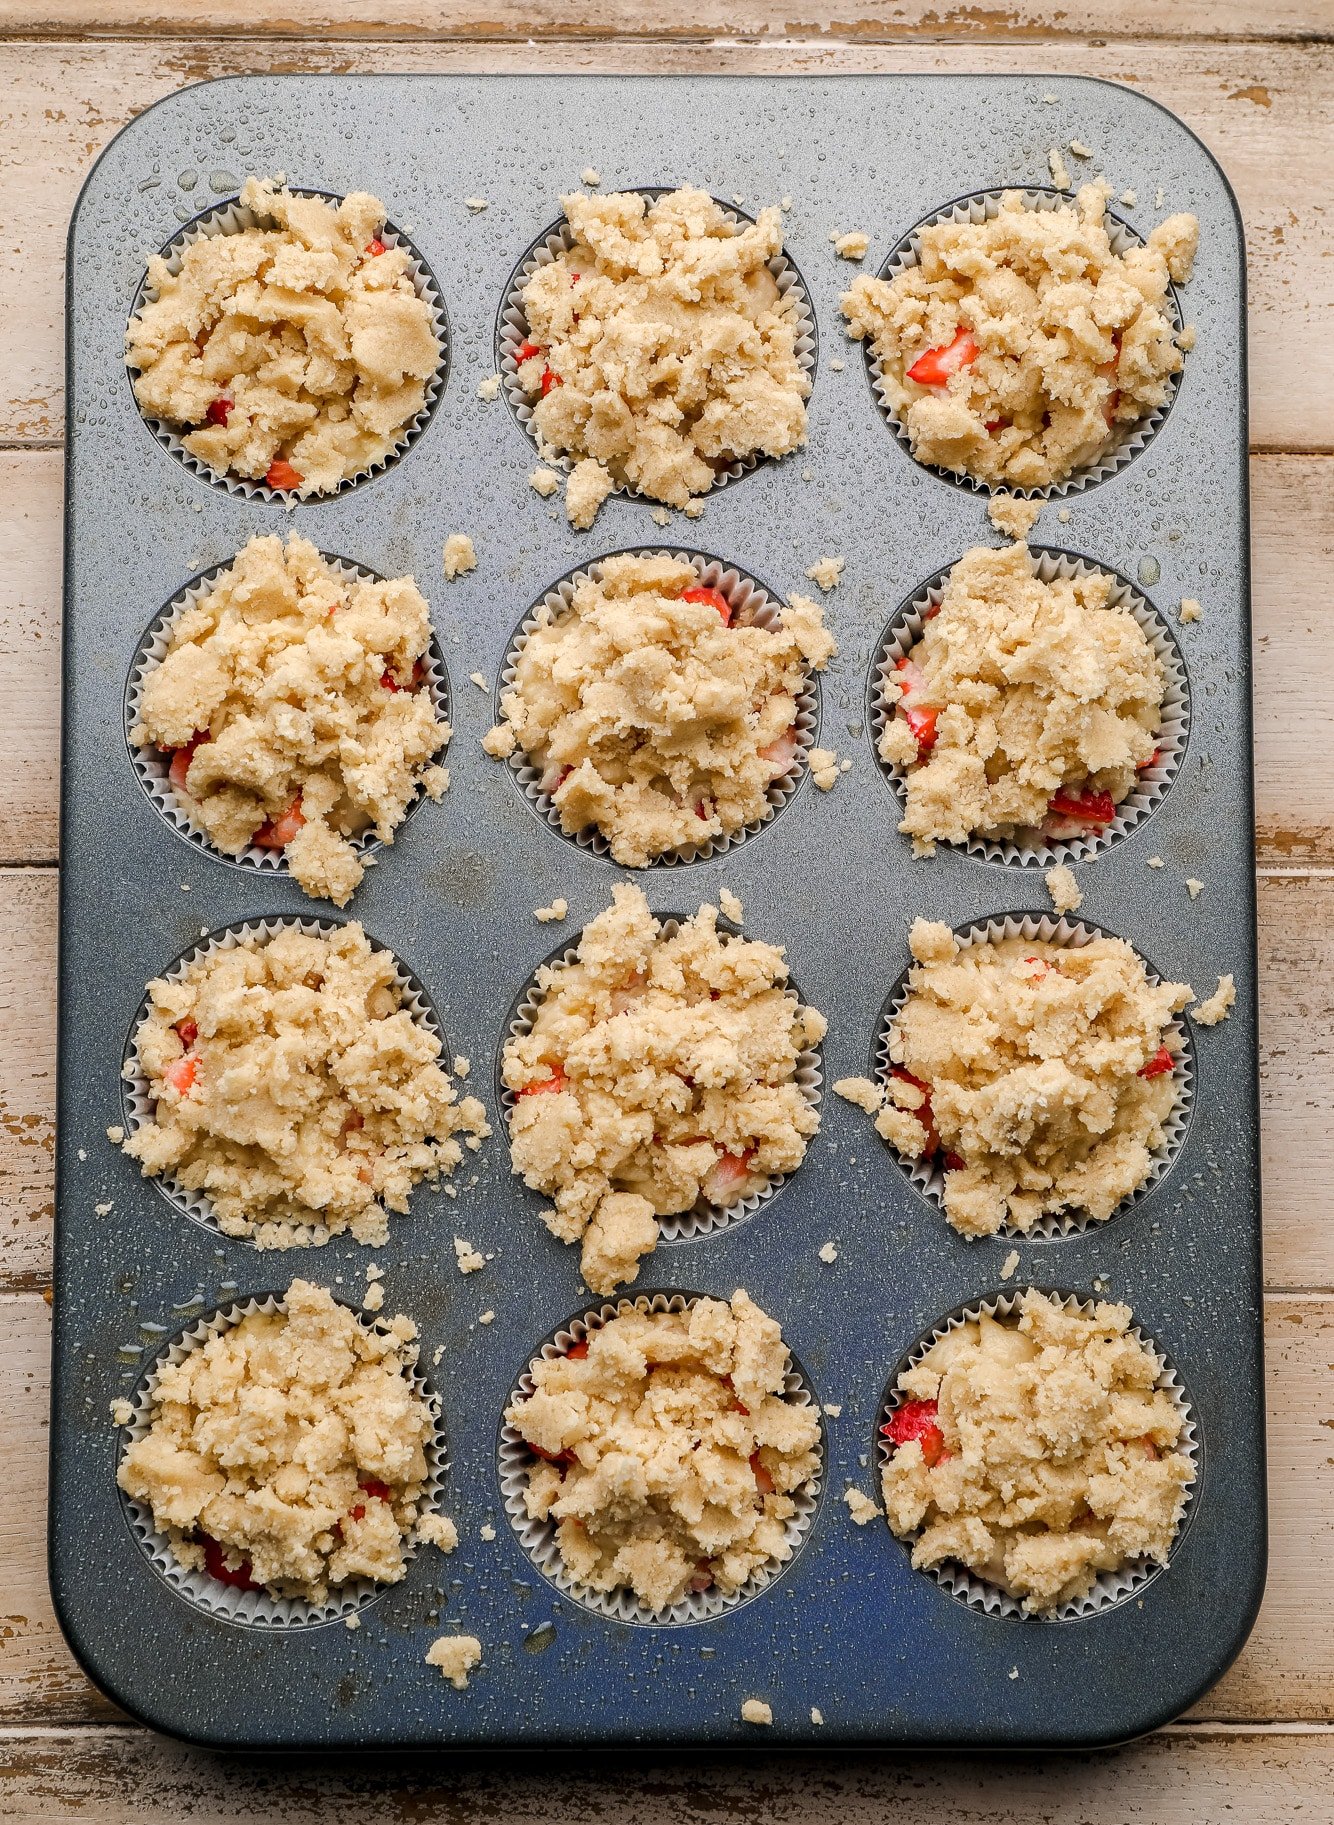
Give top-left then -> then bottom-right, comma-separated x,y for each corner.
120,917 -> 448,1244
495,187 -> 817,499
125,186 -> 449,502
857,186 -> 1186,499
117,1290 -> 448,1628
498,915 -> 824,1244
875,1288 -> 1200,1621
871,913 -> 1194,1240
494,549 -> 821,867
498,1290 -> 825,1625
125,554 -> 452,877
866,548 -> 1190,867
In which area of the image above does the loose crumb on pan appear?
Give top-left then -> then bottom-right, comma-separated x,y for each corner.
416,1512 -> 459,1553
818,1241 -> 838,1264
426,1634 -> 482,1688
830,357 -> 845,371
843,1487 -> 880,1525
129,534 -> 450,908
506,1290 -> 821,1610
1069,139 -> 1094,159
453,1237 -> 485,1274
1121,189 -> 1138,208
464,197 -> 488,212
1057,506 -> 1072,523
515,187 -> 810,528
833,230 -> 869,260
363,1280 -> 385,1312
808,747 -> 843,792
481,722 -> 517,759
581,167 -> 601,186
117,1279 -> 442,1603
106,1125 -> 125,1143
477,374 -> 501,401
502,884 -> 825,1292
1000,1248 -> 1020,1281
823,1403 -> 842,1418
1192,973 -> 1236,1026
804,555 -> 845,591
120,921 -> 489,1248
480,1522 -> 497,1540
110,1398 -> 135,1426
719,887 -> 744,924
1186,878 -> 1204,901
125,178 -> 441,498
468,672 -> 489,692
811,1707 -> 825,1725
443,533 -> 477,580
1146,855 -> 1164,869
478,1311 -> 495,1326
1044,864 -> 1083,915
987,495 -> 1042,541
345,1613 -> 360,1630
534,897 -> 569,923
833,1076 -> 884,1116
882,1288 -> 1194,1613
529,466 -> 561,498
742,1699 -> 773,1726
650,505 -> 672,526
1048,146 -> 1072,190
1179,597 -> 1202,623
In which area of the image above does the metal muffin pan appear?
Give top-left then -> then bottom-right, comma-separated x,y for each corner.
53,73 -> 1262,1750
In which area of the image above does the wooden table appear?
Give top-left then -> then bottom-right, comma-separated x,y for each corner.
2,3 -> 1332,1815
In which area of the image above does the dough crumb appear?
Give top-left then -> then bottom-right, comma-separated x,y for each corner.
362,1280 -> 385,1312
468,672 -> 489,692
805,554 -> 845,591
345,1613 -> 361,1630
718,888 -> 744,924
823,1403 -> 842,1418
1147,855 -> 1164,869
834,1076 -> 885,1115
1045,864 -> 1083,915
1057,506 -> 1072,523
566,457 -> 616,530
528,466 -> 561,498
110,1398 -> 135,1426
1179,597 -> 1202,623
811,1706 -> 824,1725
477,374 -> 501,401
987,494 -> 1041,541
478,1310 -> 495,1326
1000,1249 -> 1020,1281
464,197 -> 488,212
534,897 -> 569,923
453,1056 -> 471,1078
1186,878 -> 1204,901
843,1487 -> 880,1525
1121,189 -> 1138,207
416,1512 -> 459,1554
443,533 -> 476,580
818,1241 -> 838,1264
741,1698 -> 773,1726
1069,139 -> 1094,159
106,1125 -> 125,1143
581,167 -> 601,186
808,746 -> 842,791
426,1634 -> 482,1689
95,1201 -> 113,1216
481,723 -> 517,759
1156,186 -> 1166,209
454,1236 -> 485,1274
833,230 -> 869,260
479,1522 -> 497,1541
1193,974 -> 1236,1027
781,195 -> 792,212
651,505 -> 672,527
1048,145 -> 1072,190
684,500 -> 705,520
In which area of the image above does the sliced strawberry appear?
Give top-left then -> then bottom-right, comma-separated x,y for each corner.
253,794 -> 305,849
358,1478 -> 393,1503
985,417 -> 1007,433
1048,787 -> 1117,826
205,396 -> 232,427
516,339 -> 543,364
1139,1044 -> 1175,1079
540,762 -> 573,798
540,367 -> 562,396
381,658 -> 425,693
688,1560 -> 714,1593
200,1532 -> 261,1591
882,1397 -> 947,1466
164,1053 -> 198,1096
906,326 -> 978,389
517,1062 -> 569,1098
894,656 -> 939,755
364,238 -> 386,256
703,1146 -> 758,1206
565,1338 -> 590,1360
681,585 -> 733,626
943,1150 -> 966,1171
890,1066 -> 938,1157
167,731 -> 209,796
1137,749 -> 1161,772
175,1017 -> 198,1049
750,1451 -> 776,1495
265,459 -> 303,492
348,1505 -> 366,1523
757,725 -> 799,777
529,1441 -> 575,1466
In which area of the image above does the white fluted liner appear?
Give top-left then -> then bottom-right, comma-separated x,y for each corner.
874,913 -> 1193,1239
497,550 -> 819,866
877,1289 -> 1199,1620
497,189 -> 816,496
118,1291 -> 447,1627
863,187 -> 1185,498
125,554 -> 451,875
126,186 -> 447,501
499,1291 -> 823,1624
868,549 -> 1189,865
502,920 -> 823,1242
121,917 -> 444,1246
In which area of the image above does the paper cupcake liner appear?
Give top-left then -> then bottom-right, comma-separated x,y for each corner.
125,553 -> 451,877
876,1288 -> 1200,1621
500,920 -> 823,1243
861,187 -> 1185,499
118,1290 -> 448,1628
867,547 -> 1189,866
496,189 -> 817,498
121,917 -> 446,1247
498,1290 -> 824,1625
126,186 -> 448,502
873,912 -> 1194,1240
496,549 -> 820,867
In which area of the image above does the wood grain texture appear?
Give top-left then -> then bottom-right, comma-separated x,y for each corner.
0,38 -> 1330,450
1,1290 -> 1331,1728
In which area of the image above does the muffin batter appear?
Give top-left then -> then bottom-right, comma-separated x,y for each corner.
485,552 -> 835,867
867,918 -> 1190,1237
132,534 -> 449,906
118,1279 -> 449,1604
126,178 -> 441,496
502,884 -> 825,1292
121,922 -> 489,1248
515,187 -> 810,527
882,1289 -> 1194,1613
507,1290 -> 821,1612
840,183 -> 1198,489
878,542 -> 1164,853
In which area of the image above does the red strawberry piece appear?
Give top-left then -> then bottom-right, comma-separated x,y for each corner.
516,339 -> 543,363
890,1067 -> 938,1156
540,367 -> 562,396
365,239 -> 386,256
167,731 -> 209,795
680,585 -> 733,626
265,459 -> 303,492
881,1398 -> 947,1466
750,1451 -> 776,1495
358,1479 -> 393,1503
253,794 -> 305,849
518,1062 -> 569,1098
906,326 -> 978,388
201,1532 -> 261,1591
1048,787 -> 1117,826
175,1018 -> 198,1049
1139,1044 -> 1175,1079
206,397 -> 232,427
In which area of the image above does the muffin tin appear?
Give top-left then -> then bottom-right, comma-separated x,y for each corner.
53,73 -> 1263,1749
